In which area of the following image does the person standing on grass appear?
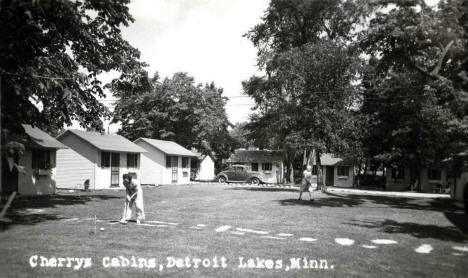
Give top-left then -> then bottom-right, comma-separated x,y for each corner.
120,173 -> 145,224
298,165 -> 313,201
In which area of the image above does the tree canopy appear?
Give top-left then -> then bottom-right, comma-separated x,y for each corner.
243,0 -> 367,180
0,0 -> 145,153
111,72 -> 235,163
358,0 -> 468,169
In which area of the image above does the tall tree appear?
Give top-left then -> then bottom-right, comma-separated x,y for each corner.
1,0 -> 145,152
111,72 -> 236,167
358,0 -> 468,188
243,0 -> 367,183
230,122 -> 254,149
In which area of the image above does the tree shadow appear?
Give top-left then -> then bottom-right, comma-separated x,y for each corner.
277,191 -> 462,213
279,196 -> 365,208
1,193 -> 122,231
10,194 -> 121,209
345,219 -> 468,242
344,194 -> 459,212
1,213 -> 64,231
227,187 -> 298,192
443,212 -> 468,236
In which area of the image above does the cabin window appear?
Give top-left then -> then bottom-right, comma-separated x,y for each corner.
251,163 -> 258,171
166,155 -> 171,168
337,166 -> 349,177
182,157 -> 189,168
127,153 -> 139,169
111,153 -> 120,167
101,152 -> 111,168
31,149 -> 51,169
428,168 -> 441,180
392,167 -> 404,179
262,162 -> 272,171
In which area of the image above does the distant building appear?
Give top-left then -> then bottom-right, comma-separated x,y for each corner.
134,138 -> 197,185
315,153 -> 355,188
191,152 -> 216,181
385,165 -> 448,192
225,149 -> 284,184
1,125 -> 67,195
56,130 -> 145,190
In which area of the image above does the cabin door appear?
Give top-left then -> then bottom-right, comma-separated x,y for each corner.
326,166 -> 335,187
110,153 -> 120,187
171,156 -> 178,183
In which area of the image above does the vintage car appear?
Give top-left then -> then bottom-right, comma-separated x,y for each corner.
216,165 -> 264,184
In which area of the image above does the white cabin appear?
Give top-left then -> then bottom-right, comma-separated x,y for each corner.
135,138 -> 197,185
1,125 -> 67,196
56,130 -> 145,190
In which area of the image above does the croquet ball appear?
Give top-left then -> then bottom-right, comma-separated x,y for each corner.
100,228 -> 105,231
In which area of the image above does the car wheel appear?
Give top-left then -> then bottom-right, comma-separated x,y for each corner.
250,177 -> 260,185
218,176 -> 227,184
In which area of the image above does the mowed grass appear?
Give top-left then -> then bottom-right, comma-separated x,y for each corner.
0,183 -> 467,277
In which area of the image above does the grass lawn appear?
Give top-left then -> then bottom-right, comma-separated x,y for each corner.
0,183 -> 467,277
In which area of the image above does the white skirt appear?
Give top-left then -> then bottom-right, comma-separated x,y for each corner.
123,190 -> 145,221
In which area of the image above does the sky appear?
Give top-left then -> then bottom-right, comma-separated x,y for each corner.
98,0 -> 270,133
94,0 -> 440,133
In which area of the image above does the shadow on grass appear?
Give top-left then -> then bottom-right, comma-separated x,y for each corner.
227,187 -> 298,192
279,194 -> 365,207
11,194 -> 122,208
444,212 -> 468,236
1,194 -> 122,231
345,219 -> 468,242
279,190 -> 460,212
1,213 -> 63,231
345,194 -> 458,212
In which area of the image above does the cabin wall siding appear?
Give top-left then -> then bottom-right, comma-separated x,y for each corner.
137,140 -> 165,185
56,148 -> 95,190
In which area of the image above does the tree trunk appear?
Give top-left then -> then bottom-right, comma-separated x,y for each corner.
289,161 -> 294,185
417,167 -> 422,192
357,157 -> 363,175
383,163 -> 387,190
315,149 -> 323,190
310,149 -> 315,168
382,164 -> 386,187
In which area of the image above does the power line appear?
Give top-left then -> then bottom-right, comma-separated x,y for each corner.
3,72 -> 76,80
98,87 -> 430,103
5,71 -> 435,97
4,71 -> 440,105
100,93 -> 432,107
